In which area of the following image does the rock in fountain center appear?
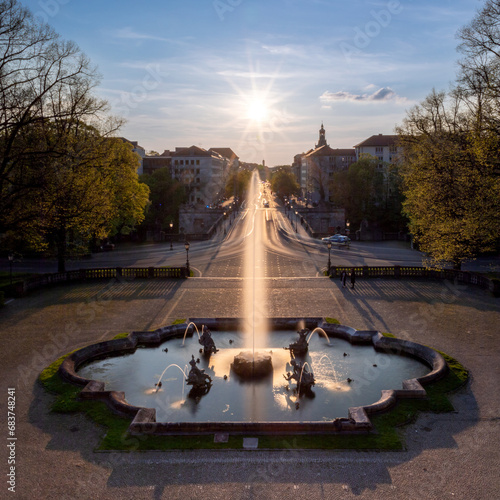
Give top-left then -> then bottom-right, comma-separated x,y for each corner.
231,350 -> 273,378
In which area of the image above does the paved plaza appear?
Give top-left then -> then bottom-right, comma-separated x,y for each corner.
0,276 -> 499,499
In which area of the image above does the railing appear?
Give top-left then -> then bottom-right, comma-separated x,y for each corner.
9,265 -> 498,296
15,266 -> 188,296
329,265 -> 498,293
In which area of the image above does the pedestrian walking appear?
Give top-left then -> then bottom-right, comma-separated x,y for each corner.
341,270 -> 347,288
350,270 -> 356,289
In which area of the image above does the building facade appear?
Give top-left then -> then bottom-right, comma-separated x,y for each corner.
124,142 -> 238,207
142,151 -> 172,175
301,124 -> 356,203
171,146 -> 228,206
354,134 -> 401,168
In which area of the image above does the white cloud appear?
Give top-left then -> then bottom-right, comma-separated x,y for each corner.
110,27 -> 182,45
217,69 -> 294,79
261,44 -> 307,58
319,87 -> 407,103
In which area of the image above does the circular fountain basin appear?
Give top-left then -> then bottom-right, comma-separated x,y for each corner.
76,330 -> 431,423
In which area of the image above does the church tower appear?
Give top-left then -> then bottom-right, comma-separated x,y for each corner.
315,122 -> 328,149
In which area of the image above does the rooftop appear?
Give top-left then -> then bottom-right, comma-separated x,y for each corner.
354,134 -> 399,148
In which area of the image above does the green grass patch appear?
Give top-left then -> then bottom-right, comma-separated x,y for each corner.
324,317 -> 340,324
112,332 -> 131,340
171,318 -> 186,325
39,335 -> 469,451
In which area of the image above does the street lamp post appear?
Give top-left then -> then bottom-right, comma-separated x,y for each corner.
8,253 -> 13,285
294,211 -> 298,232
184,241 -> 190,276
169,222 -> 173,250
346,220 -> 350,237
289,205 -> 293,222
327,242 -> 332,274
223,212 -> 227,235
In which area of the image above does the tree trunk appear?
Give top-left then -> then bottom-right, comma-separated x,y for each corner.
56,227 -> 67,273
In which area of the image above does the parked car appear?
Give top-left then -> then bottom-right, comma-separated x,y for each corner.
102,243 -> 115,251
321,235 -> 350,247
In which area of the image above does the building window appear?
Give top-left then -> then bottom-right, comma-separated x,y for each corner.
196,160 -> 200,165
375,146 -> 383,153
196,168 -> 200,174
191,160 -> 195,165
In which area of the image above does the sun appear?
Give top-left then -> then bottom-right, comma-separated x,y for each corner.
245,97 -> 269,123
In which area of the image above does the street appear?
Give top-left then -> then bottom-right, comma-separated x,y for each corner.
0,186 -> 461,278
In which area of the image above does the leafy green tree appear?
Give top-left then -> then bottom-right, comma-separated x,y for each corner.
11,126 -> 149,271
330,155 -> 388,228
140,167 -> 186,231
397,90 -> 500,269
225,169 -> 252,202
100,139 -> 150,239
270,170 -> 300,199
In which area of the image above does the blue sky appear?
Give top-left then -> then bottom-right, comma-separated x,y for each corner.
22,0 -> 480,166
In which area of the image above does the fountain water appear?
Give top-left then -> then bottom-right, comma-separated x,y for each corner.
182,322 -> 200,345
155,363 -> 188,392
237,172 -> 271,377
297,361 -> 315,395
307,327 -> 331,344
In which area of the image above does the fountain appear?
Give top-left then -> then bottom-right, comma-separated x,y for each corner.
68,320 -> 448,433
58,171 -> 450,436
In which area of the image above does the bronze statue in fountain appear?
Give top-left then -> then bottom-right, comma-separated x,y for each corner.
199,326 -> 218,355
186,355 -> 212,394
285,328 -> 309,356
284,358 -> 315,393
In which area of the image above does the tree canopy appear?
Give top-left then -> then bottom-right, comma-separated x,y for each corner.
225,169 -> 252,202
329,155 -> 404,231
270,169 -> 300,199
397,92 -> 500,269
140,167 -> 186,231
0,1 -> 149,270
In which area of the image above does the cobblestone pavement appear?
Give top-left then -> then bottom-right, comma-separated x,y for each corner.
0,277 -> 498,499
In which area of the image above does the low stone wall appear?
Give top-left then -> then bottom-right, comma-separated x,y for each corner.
329,265 -> 498,294
58,317 -> 450,437
14,266 -> 188,296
